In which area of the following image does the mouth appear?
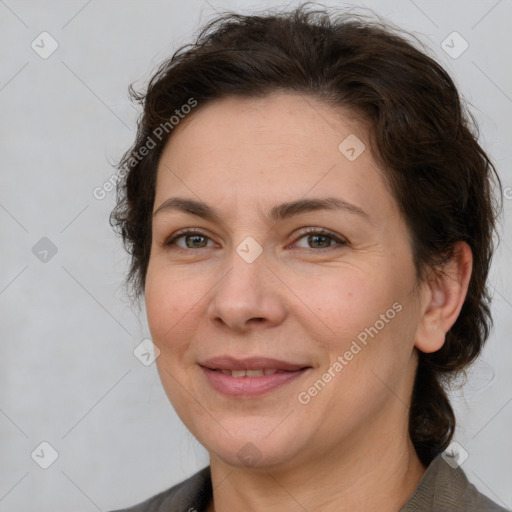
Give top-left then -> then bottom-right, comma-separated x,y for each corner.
198,356 -> 312,397
212,368 -> 295,377
199,355 -> 310,372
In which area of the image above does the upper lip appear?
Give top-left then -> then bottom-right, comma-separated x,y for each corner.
199,356 -> 310,371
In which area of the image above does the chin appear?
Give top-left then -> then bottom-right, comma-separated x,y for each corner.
191,416 -> 310,470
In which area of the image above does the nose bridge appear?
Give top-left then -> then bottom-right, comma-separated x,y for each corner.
216,240 -> 268,309
208,238 -> 286,330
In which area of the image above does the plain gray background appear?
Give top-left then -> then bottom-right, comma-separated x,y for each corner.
1,0 -> 511,510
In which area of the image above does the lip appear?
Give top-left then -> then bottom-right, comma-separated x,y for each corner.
199,356 -> 309,372
199,356 -> 312,398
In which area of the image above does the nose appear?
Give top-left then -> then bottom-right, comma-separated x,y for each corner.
207,249 -> 287,333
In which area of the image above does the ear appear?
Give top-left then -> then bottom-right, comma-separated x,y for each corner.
415,242 -> 473,354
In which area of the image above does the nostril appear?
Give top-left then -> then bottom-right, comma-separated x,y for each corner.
247,317 -> 265,323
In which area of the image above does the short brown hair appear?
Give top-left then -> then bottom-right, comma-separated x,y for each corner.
111,2 -> 502,466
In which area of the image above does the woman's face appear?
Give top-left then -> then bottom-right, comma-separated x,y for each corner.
145,92 -> 426,470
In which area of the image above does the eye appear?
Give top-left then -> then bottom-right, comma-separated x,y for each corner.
291,228 -> 348,250
164,229 -> 216,249
163,227 -> 348,251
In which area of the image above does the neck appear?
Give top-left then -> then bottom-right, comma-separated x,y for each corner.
207,428 -> 426,512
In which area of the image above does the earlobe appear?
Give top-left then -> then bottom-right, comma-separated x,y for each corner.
414,242 -> 473,354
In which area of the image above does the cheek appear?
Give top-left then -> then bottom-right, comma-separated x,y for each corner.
144,264 -> 203,354
283,265 -> 399,348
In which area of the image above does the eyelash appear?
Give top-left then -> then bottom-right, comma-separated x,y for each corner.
163,227 -> 348,251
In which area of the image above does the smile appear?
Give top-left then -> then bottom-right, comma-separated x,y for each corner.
200,365 -> 311,397
216,369 -> 287,377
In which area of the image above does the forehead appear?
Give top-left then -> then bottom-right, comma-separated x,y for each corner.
161,92 -> 364,166
154,92 -> 395,221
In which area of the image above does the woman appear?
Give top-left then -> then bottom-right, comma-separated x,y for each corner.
109,3 -> 506,511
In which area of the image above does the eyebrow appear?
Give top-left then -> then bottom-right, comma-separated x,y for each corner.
153,196 -> 371,224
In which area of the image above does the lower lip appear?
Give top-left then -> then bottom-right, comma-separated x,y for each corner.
200,366 -> 310,397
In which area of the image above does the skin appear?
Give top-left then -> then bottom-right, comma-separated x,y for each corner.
144,92 -> 472,512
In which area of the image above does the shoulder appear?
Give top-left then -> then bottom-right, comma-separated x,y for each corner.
108,466 -> 212,512
402,453 -> 509,511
